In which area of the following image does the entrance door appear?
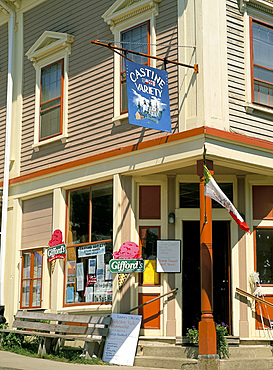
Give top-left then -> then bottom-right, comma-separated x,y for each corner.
182,221 -> 230,334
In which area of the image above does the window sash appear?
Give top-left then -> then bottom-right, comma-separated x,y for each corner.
40,60 -> 63,140
120,22 -> 150,114
20,250 -> 43,309
251,20 -> 273,107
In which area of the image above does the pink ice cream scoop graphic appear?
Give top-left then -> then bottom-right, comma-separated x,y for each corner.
112,241 -> 142,260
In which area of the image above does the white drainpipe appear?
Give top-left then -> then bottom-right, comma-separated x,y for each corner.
0,2 -> 15,306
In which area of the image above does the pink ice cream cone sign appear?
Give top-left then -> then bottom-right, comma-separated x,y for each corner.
112,241 -> 142,260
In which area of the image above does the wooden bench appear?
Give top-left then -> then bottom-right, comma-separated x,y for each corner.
0,310 -> 111,358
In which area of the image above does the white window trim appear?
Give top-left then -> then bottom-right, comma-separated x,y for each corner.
242,0 -> 273,115
26,31 -> 74,152
102,0 -> 160,125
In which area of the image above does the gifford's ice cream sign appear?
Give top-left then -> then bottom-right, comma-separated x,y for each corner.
125,60 -> 171,133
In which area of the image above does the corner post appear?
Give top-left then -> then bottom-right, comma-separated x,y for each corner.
197,159 -> 217,356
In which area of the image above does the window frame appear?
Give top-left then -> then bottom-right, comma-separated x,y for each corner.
250,18 -> 273,108
64,181 -> 113,307
26,31 -> 74,151
39,59 -> 64,141
20,249 -> 43,309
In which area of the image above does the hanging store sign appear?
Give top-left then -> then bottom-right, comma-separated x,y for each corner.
125,60 -> 171,133
109,259 -> 145,273
47,243 -> 66,262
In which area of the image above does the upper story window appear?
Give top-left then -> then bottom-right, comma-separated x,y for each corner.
251,20 -> 273,107
102,0 -> 159,125
120,22 -> 150,114
26,31 -> 74,151
40,60 -> 63,140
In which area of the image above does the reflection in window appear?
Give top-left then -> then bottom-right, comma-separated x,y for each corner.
256,228 -> 273,284
21,250 -> 43,308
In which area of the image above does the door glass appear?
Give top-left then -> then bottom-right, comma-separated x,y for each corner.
139,226 -> 160,285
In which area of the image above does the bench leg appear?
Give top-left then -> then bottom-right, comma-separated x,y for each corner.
38,337 -> 52,357
85,342 -> 96,359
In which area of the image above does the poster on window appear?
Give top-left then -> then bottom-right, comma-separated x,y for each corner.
125,60 -> 171,133
76,262 -> 84,291
94,282 -> 112,302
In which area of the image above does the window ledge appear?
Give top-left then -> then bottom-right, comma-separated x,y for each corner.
32,134 -> 68,152
245,102 -> 273,115
112,112 -> 128,126
58,305 -> 112,313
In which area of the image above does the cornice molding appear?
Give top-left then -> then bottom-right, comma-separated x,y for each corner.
102,0 -> 160,31
26,31 -> 74,63
241,0 -> 273,14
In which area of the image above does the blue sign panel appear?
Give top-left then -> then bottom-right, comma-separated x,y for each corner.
125,60 -> 171,133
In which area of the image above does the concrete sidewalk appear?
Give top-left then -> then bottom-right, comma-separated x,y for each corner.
0,350 -> 159,370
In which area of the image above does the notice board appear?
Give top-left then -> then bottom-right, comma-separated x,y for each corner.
102,313 -> 142,366
156,240 -> 181,273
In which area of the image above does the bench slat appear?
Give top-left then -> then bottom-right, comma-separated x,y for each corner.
13,320 -> 109,336
15,311 -> 111,325
0,329 -> 103,342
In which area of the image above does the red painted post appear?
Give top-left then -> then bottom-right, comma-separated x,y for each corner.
197,160 -> 217,355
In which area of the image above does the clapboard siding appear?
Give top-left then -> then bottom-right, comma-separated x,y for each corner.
20,0 -> 178,176
0,23 -> 8,180
227,0 -> 273,141
21,194 -> 53,249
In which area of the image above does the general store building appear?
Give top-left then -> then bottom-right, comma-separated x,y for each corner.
0,0 -> 273,342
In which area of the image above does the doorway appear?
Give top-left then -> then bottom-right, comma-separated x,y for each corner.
182,221 -> 231,335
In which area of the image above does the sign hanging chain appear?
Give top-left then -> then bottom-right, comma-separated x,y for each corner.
91,39 -> 198,73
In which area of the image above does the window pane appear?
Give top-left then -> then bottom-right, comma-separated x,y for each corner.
179,183 -> 233,208
22,280 -> 30,307
121,79 -> 127,112
254,66 -> 273,85
33,251 -> 42,279
65,242 -> 113,304
23,253 -> 31,279
68,187 -> 90,245
91,182 -> 113,242
32,279 -> 41,307
40,104 -> 61,139
256,229 -> 273,284
140,227 -> 159,260
41,61 -> 62,103
121,23 -> 148,70
180,183 -> 200,208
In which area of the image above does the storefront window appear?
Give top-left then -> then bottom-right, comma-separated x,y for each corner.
20,250 -> 43,308
65,182 -> 113,305
256,228 -> 273,284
